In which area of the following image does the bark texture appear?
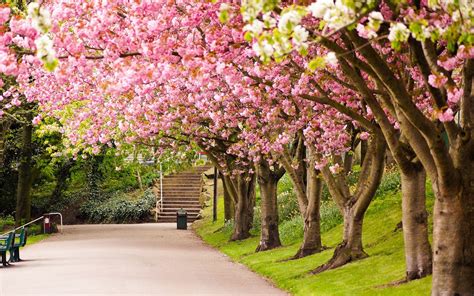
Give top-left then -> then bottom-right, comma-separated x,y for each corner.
15,122 -> 34,226
255,160 -> 284,252
431,154 -> 474,294
401,167 -> 432,280
222,173 -> 256,241
221,175 -> 234,222
279,136 -> 324,259
294,164 -> 323,258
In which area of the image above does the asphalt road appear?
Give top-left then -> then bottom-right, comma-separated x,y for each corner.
0,224 -> 286,296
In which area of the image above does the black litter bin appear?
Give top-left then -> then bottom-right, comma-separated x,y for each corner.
177,208 -> 187,230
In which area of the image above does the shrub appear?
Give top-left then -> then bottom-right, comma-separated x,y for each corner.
277,190 -> 300,222
320,200 -> 342,232
80,189 -> 156,223
279,216 -> 304,245
375,169 -> 401,198
0,215 -> 15,232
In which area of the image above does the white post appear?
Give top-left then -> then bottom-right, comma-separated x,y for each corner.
160,162 -> 163,212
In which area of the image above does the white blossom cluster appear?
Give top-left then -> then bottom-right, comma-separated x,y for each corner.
242,0 -> 472,66
27,2 -> 57,70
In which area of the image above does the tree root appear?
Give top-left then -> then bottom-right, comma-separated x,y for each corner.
255,240 -> 282,252
311,243 -> 368,274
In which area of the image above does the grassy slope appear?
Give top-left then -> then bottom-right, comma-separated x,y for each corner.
194,184 -> 433,295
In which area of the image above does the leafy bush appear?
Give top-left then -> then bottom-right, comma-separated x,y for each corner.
27,224 -> 42,236
80,189 -> 156,223
279,216 -> 304,245
320,200 -> 342,232
0,215 -> 15,232
277,190 -> 300,222
375,169 -> 401,198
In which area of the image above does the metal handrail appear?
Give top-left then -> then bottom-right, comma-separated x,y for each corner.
154,162 -> 164,222
1,212 -> 64,236
1,216 -> 44,236
160,162 -> 163,213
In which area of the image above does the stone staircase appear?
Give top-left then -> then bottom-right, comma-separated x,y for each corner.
155,165 -> 212,223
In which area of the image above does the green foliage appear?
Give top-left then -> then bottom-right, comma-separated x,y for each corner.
278,190 -> 300,221
375,168 -> 401,198
79,189 -> 156,224
320,200 -> 342,232
277,174 -> 300,221
279,216 -> 304,245
0,215 -> 15,232
27,224 -> 42,236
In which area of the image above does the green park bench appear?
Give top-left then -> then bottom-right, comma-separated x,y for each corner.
0,228 -> 27,266
11,227 -> 28,263
0,232 -> 14,267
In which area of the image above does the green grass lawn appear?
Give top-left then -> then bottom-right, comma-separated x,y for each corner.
26,234 -> 49,246
194,185 -> 433,295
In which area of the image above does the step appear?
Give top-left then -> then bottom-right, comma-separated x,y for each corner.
163,202 -> 201,207
162,208 -> 201,213
160,194 -> 201,198
164,175 -> 203,179
160,185 -> 202,190
163,202 -> 200,206
164,177 -> 202,180
161,195 -> 200,199
159,188 -> 202,192
160,193 -> 201,197
158,211 -> 200,217
160,197 -> 200,201
162,181 -> 202,184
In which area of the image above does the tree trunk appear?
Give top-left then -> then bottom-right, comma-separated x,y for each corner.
256,161 -> 283,252
400,167 -> 432,280
15,122 -> 33,226
230,173 -> 256,241
51,159 -> 74,203
294,165 -> 323,258
431,161 -> 474,295
221,175 -> 234,222
136,168 -> 143,190
360,139 -> 368,165
343,152 -> 353,174
315,136 -> 386,272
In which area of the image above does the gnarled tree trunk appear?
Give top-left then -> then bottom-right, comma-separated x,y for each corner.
223,173 -> 256,241
400,166 -> 432,280
255,160 -> 284,252
431,154 -> 474,294
314,136 -> 386,273
294,164 -> 323,258
280,137 -> 324,259
221,175 -> 234,222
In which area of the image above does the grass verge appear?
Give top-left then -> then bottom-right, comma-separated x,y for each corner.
194,176 -> 433,295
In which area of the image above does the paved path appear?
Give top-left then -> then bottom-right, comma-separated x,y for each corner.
0,224 -> 286,296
